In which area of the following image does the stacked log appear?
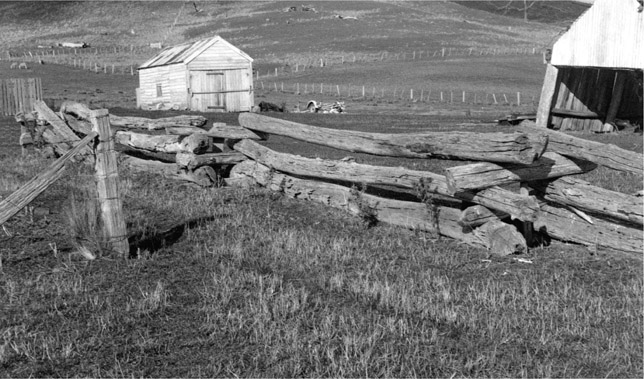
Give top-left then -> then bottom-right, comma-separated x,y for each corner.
23,101 -> 252,187
229,113 -> 642,257
24,107 -> 642,257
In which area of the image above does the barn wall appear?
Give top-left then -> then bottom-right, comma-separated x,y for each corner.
547,67 -> 642,132
551,0 -> 644,69
137,64 -> 188,109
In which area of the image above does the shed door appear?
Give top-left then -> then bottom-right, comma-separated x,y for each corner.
190,71 -> 225,112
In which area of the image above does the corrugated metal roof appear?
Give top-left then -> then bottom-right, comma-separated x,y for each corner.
139,35 -> 252,69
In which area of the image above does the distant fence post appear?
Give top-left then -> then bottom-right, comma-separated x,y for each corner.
91,109 -> 128,257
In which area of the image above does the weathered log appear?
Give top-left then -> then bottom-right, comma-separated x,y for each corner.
458,205 -> 506,228
110,114 -> 207,130
165,124 -> 266,140
60,101 -> 92,120
176,151 -> 247,170
115,131 -> 182,153
179,133 -> 211,154
0,131 -> 98,225
61,112 -> 93,135
33,100 -> 95,158
534,201 -> 643,255
34,101 -> 78,142
229,160 -> 487,249
529,176 -> 643,226
239,113 -> 548,164
208,123 -> 267,140
517,122 -> 643,174
118,155 -> 216,187
91,109 -> 128,256
445,152 -> 595,194
473,219 -> 527,256
233,139 -> 541,221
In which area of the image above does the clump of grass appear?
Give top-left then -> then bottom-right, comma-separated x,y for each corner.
415,177 -> 440,238
128,281 -> 169,316
350,183 -> 379,228
65,191 -> 106,258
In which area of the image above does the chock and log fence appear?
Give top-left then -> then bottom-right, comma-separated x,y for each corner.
6,104 -> 644,258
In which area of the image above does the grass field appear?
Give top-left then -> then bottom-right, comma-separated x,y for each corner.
2,1 -> 643,378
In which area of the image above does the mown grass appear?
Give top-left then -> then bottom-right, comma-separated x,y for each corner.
0,134 -> 642,377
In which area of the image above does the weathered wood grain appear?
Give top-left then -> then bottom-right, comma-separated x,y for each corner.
445,152 -> 595,194
536,64 -> 560,128
239,113 -> 548,164
517,122 -> 643,174
118,155 -> 216,187
233,139 -> 541,221
473,219 -> 527,256
176,151 -> 247,170
458,205 -> 506,228
534,202 -> 643,255
115,131 -> 182,153
91,109 -> 128,256
529,176 -> 643,226
110,114 -> 207,130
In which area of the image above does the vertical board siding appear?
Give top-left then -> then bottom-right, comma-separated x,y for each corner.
550,67 -> 641,131
139,37 -> 253,112
551,0 -> 644,69
0,78 -> 43,116
137,64 -> 188,109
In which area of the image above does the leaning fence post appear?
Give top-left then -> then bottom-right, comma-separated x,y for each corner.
91,109 -> 128,257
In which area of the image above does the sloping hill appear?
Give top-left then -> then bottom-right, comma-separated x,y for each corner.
0,1 -> 587,61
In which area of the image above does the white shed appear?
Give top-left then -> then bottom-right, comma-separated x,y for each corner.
136,36 -> 254,112
536,0 -> 643,132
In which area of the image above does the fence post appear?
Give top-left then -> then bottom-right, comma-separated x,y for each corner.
91,109 -> 128,257
517,92 -> 521,106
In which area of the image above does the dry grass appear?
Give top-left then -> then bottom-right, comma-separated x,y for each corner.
0,126 -> 641,377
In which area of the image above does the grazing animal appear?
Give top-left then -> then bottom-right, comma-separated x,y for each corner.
306,100 -> 345,113
258,101 -> 286,112
18,62 -> 28,70
10,62 -> 17,69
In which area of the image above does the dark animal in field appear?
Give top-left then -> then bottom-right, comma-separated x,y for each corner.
258,101 -> 287,112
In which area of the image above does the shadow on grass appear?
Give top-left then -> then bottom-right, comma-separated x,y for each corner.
127,215 -> 227,257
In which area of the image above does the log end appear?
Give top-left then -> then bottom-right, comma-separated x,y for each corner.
515,132 -> 549,164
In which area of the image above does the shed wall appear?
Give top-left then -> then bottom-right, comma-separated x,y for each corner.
138,64 -> 189,109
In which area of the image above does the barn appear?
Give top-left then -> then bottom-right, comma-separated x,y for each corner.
136,35 -> 254,112
536,0 -> 643,132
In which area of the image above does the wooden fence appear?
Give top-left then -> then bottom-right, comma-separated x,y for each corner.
0,78 -> 43,116
9,103 -> 644,258
256,80 -> 537,107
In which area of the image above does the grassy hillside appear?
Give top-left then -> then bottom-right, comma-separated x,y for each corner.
0,0 -> 584,60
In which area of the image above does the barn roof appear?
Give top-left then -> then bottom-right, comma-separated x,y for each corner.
139,35 -> 252,69
550,0 -> 644,69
